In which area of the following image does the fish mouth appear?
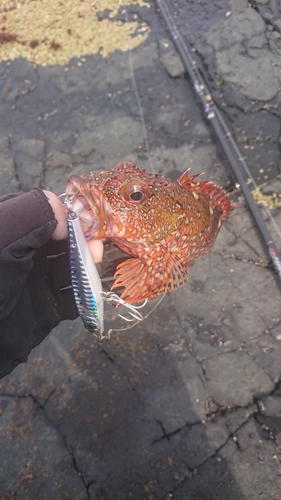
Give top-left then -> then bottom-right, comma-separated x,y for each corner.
73,196 -> 102,237
66,176 -> 106,238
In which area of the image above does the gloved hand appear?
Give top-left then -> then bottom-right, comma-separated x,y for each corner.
0,189 -> 103,378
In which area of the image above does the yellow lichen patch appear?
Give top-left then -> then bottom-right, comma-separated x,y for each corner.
252,187 -> 281,209
0,0 -> 35,12
0,0 -> 150,65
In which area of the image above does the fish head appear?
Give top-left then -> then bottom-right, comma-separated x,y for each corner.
65,161 -> 187,255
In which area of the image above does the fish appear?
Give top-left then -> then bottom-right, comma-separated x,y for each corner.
65,160 -> 236,304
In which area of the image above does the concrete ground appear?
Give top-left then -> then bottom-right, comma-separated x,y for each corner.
0,0 -> 281,499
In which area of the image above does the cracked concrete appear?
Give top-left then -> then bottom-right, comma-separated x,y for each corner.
0,0 -> 281,499
0,392 -> 89,499
170,0 -> 281,185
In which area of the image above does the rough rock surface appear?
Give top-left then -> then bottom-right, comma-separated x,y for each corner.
0,1 -> 281,499
170,0 -> 281,183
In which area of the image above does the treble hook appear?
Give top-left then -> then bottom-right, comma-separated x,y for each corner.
100,291 -> 147,323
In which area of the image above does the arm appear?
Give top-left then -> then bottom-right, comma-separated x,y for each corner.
0,189 -> 102,379
0,189 -> 57,321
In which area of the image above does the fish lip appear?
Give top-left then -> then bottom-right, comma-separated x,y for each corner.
77,192 -> 104,236
66,178 -> 104,235
74,196 -> 101,236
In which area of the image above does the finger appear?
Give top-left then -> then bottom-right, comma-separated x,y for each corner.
88,239 -> 103,263
43,190 -> 68,240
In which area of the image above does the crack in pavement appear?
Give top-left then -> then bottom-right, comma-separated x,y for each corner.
242,316 -> 281,343
98,347 -> 145,405
192,344 -> 245,365
224,222 -> 269,261
161,406 -> 257,498
254,414 -> 278,442
204,397 -> 256,420
253,403 -> 281,458
243,345 -> 280,384
0,4 -> 280,498
152,417 -> 202,444
214,250 -> 268,268
99,348 -> 114,363
0,391 -> 92,499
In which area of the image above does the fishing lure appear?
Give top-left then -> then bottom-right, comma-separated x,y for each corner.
62,195 -> 161,337
65,206 -> 146,337
66,209 -> 105,335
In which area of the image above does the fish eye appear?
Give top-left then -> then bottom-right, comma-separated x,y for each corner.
120,179 -> 150,204
130,191 -> 143,201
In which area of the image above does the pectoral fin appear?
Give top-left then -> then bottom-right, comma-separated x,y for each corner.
112,254 -> 189,304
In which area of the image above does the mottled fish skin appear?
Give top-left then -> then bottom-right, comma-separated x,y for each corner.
66,161 -> 236,304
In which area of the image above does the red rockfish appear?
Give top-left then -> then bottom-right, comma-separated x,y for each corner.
66,161 -> 236,304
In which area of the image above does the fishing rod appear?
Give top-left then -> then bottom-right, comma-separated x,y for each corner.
155,0 -> 281,283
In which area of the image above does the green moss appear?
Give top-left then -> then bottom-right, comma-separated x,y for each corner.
0,0 -> 150,65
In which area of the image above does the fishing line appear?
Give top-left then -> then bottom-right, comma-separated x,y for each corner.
94,1 -> 166,331
156,0 -> 281,282
63,8 -> 164,335
122,2 -> 156,174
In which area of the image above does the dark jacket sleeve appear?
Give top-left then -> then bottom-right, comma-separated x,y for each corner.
0,189 -> 77,379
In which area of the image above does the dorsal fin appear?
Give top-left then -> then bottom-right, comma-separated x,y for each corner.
178,170 -> 236,222
178,169 -> 203,189
192,180 -> 236,222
